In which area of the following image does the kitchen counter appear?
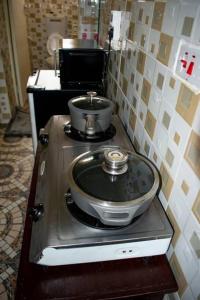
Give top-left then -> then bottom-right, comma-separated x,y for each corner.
15,145 -> 178,300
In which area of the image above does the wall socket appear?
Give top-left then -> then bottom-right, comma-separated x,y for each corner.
174,40 -> 200,92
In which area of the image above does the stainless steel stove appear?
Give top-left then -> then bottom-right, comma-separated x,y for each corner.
29,115 -> 173,266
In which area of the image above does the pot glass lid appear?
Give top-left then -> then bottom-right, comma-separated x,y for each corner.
72,148 -> 156,202
71,97 -> 111,110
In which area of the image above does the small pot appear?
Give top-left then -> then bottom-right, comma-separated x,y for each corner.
67,147 -> 160,226
68,92 -> 114,135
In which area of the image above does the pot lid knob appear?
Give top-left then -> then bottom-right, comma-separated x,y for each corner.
87,91 -> 97,105
102,149 -> 128,175
87,91 -> 97,98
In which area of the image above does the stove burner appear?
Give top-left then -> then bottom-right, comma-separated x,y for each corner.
67,198 -> 141,230
64,122 -> 116,142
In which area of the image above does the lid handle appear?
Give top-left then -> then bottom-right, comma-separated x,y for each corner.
87,91 -> 97,103
102,149 -> 128,175
87,91 -> 97,98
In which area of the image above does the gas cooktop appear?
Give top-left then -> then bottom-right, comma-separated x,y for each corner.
29,115 -> 173,266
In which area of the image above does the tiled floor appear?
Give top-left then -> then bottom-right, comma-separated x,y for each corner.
0,128 -> 34,300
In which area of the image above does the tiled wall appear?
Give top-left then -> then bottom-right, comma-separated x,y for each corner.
100,1 -> 200,299
0,1 -> 16,124
24,0 -> 79,70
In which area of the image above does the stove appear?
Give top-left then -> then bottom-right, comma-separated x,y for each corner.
29,115 -> 173,266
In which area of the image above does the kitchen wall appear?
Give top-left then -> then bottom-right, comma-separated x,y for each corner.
9,0 -> 31,106
100,0 -> 200,299
24,0 -> 79,70
0,0 -> 17,124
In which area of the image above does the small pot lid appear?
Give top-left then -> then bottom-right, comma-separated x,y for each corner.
71,147 -> 159,203
69,92 -> 113,111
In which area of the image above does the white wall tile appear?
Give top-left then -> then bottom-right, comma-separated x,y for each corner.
159,190 -> 169,210
134,118 -> 144,148
158,100 -> 174,133
192,101 -> 200,135
153,61 -> 168,95
141,130 -> 152,158
148,87 -> 162,119
175,160 -> 200,210
153,122 -> 169,160
163,71 -> 181,109
176,1 -> 199,42
169,112 -> 191,154
147,29 -> 160,59
183,213 -> 200,265
168,185 -> 190,230
181,287 -> 195,300
175,235 -> 198,283
144,54 -> 156,84
190,269 -> 200,299
162,0 -> 180,37
134,70 -> 143,99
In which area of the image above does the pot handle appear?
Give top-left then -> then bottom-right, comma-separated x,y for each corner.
85,114 -> 96,135
91,204 -> 141,226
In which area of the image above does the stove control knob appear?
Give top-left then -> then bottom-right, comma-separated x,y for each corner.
29,204 -> 44,222
63,123 -> 71,134
65,190 -> 74,205
39,128 -> 49,145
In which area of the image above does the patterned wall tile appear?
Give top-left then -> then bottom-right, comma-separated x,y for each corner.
169,112 -> 191,154
163,71 -> 181,109
141,78 -> 151,105
148,28 -> 160,58
169,186 -> 190,230
129,109 -> 136,132
176,84 -> 199,126
175,235 -> 199,284
138,97 -> 148,126
161,0 -> 180,36
175,1 -> 199,41
101,2 -> 200,297
175,159 -> 200,210
190,269 -> 200,300
160,162 -> 174,201
159,102 -> 174,139
184,130 -> 200,179
192,101 -> 200,136
192,190 -> 200,224
148,88 -> 162,119
190,231 -> 200,259
134,70 -> 143,99
144,54 -> 156,84
170,253 -> 187,298
151,2 -> 166,32
136,50 -> 146,75
157,33 -> 173,66
145,110 -> 156,139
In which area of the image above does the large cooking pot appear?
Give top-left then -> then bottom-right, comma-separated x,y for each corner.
68,92 -> 114,135
67,146 -> 160,226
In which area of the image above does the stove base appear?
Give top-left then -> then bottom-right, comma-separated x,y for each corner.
39,238 -> 171,266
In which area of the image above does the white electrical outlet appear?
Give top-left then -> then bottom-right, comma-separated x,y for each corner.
174,40 -> 200,92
